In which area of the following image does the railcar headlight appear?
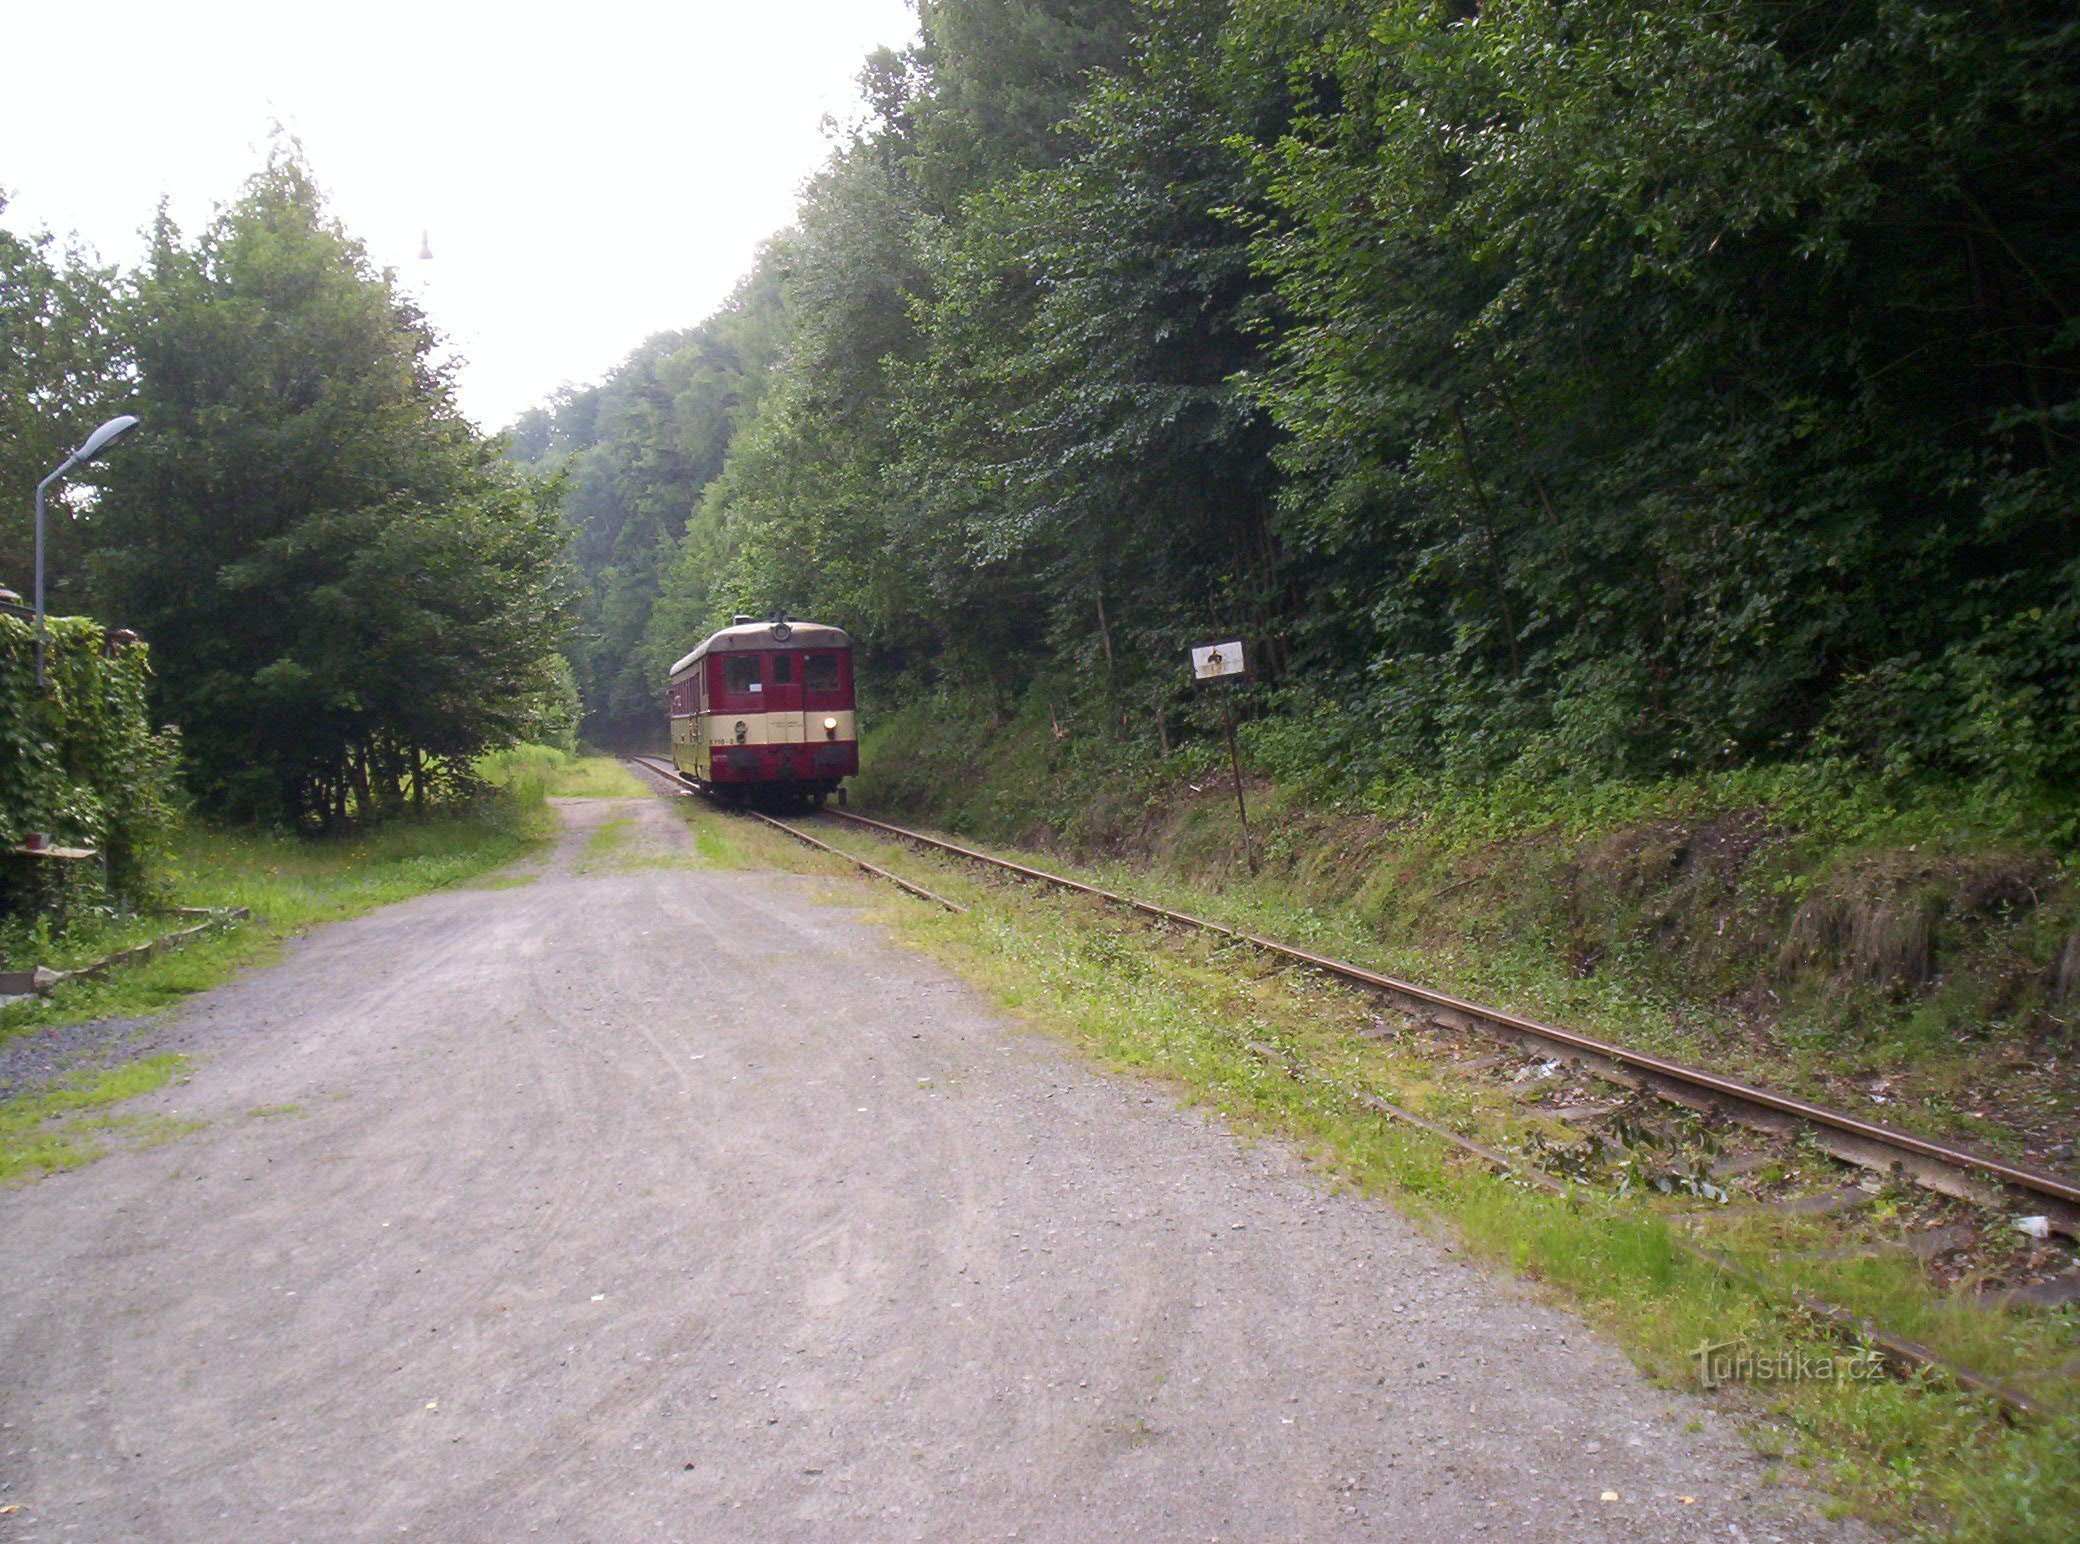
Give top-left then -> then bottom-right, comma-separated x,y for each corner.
823,716 -> 838,732
734,721 -> 748,744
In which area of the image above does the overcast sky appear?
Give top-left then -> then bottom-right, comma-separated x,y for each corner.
2,0 -> 920,430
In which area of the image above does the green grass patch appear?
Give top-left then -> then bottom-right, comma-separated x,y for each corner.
581,816 -> 636,865
0,1055 -> 193,1183
853,745 -> 2077,1170
0,908 -> 182,974
648,796 -> 791,871
478,744 -> 648,800
571,797 -> 742,874
462,872 -> 540,891
550,756 -> 649,798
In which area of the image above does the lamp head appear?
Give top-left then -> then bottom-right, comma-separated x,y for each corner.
74,414 -> 141,464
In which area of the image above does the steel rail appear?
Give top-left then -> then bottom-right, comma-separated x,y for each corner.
822,808 -> 2080,1233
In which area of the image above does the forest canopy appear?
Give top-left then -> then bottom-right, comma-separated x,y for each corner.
520,0 -> 2078,804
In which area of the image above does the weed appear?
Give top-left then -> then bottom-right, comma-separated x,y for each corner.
851,703 -> 2080,1172
0,1056 -> 191,1183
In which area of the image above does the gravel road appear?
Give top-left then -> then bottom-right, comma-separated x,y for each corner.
0,793 -> 1867,1542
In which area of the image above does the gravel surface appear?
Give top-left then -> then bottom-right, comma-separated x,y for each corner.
0,996 -> 195,1104
0,795 -> 1871,1541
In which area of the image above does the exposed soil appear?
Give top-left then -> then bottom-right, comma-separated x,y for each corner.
0,794 -> 1868,1541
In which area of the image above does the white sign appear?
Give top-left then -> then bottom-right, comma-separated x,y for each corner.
1191,640 -> 1245,680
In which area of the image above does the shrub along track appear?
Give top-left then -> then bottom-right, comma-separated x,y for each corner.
628,758 -> 2078,1420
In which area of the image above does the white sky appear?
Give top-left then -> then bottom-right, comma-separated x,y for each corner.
1,0 -> 919,430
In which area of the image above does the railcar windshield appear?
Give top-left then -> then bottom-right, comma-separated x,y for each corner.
802,653 -> 840,692
725,655 -> 761,693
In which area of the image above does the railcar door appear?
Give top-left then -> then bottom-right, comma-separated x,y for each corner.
764,649 -> 804,744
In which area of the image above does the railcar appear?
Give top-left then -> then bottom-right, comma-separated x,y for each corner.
666,617 -> 858,805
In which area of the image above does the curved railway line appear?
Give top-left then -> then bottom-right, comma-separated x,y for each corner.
626,755 -> 2077,1419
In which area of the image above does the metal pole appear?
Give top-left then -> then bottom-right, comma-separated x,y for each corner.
33,462 -> 70,689
1221,690 -> 1255,876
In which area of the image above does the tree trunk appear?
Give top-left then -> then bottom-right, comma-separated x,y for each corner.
350,748 -> 373,823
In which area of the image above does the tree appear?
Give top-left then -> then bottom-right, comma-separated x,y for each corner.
891,0 -> 1288,714
519,0 -> 2080,801
89,151 -> 572,824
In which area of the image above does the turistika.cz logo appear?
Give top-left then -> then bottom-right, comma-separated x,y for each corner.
1691,1338 -> 1885,1390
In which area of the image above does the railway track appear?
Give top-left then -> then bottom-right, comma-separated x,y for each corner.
626,756 -> 2075,1417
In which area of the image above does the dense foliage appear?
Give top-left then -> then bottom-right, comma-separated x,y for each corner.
1241,0 -> 2080,790
531,0 -> 2078,805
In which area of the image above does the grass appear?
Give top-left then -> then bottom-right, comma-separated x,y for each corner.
827,820 -> 2078,1367
574,790 -> 740,874
478,744 -> 648,800
582,815 -> 636,865
643,789 -> 774,871
730,807 -> 2079,1542
0,1055 -> 194,1183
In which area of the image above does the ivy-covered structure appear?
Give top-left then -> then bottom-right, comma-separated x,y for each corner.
0,600 -> 183,917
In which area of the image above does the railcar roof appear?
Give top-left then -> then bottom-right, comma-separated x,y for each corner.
669,621 -> 851,678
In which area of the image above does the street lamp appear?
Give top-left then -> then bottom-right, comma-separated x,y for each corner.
33,414 -> 140,687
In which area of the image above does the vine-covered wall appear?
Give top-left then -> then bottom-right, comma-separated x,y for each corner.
0,610 -> 183,913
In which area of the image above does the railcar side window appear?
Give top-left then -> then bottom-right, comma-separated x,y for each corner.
725,655 -> 760,693
771,653 -> 793,684
803,653 -> 840,692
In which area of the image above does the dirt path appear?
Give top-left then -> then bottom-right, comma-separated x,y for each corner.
0,794 -> 1864,1542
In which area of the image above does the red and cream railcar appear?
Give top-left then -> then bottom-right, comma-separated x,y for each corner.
666,618 -> 858,803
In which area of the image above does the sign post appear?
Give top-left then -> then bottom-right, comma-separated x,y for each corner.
1190,640 -> 1255,876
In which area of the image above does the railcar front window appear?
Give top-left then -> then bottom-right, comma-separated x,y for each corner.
771,653 -> 793,684
803,653 -> 839,692
725,656 -> 760,694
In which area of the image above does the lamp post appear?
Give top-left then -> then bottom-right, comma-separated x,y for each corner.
33,414 -> 139,687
